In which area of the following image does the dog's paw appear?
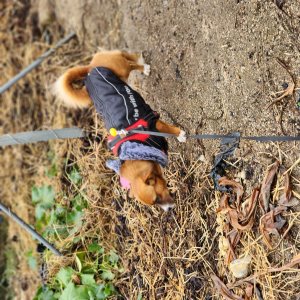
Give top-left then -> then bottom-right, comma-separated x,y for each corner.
143,64 -> 151,76
177,130 -> 187,143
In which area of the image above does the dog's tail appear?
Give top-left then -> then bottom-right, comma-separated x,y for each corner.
53,66 -> 91,108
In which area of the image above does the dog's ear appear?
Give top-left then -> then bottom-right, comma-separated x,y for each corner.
130,176 -> 157,205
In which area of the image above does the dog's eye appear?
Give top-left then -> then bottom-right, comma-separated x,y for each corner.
146,177 -> 155,186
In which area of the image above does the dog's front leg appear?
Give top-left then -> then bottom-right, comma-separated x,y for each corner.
156,120 -> 186,142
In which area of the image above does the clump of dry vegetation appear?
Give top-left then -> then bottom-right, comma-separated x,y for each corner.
1,1 -> 300,300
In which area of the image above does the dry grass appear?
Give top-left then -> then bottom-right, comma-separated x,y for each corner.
1,1 -> 300,300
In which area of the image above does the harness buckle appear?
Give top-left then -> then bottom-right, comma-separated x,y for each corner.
108,125 -> 149,152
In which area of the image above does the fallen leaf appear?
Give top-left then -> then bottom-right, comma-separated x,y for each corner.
269,81 -> 295,105
220,195 -> 254,231
268,252 -> 300,272
245,283 -> 254,300
259,205 -> 287,249
219,177 -> 244,209
268,58 -> 297,107
228,207 -> 254,231
226,229 -> 241,265
258,161 -> 280,214
240,188 -> 260,224
218,178 -> 255,231
211,274 -> 244,300
278,173 -> 299,207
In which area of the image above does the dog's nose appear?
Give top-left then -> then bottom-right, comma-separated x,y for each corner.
158,202 -> 175,212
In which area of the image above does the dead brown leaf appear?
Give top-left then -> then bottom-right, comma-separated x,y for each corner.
279,173 -> 299,207
226,229 -> 241,265
219,177 -> 244,209
258,160 -> 280,214
218,178 -> 257,231
240,188 -> 260,224
268,57 -> 298,107
211,274 -> 244,300
268,252 -> 300,272
244,283 -> 254,300
259,205 -> 287,249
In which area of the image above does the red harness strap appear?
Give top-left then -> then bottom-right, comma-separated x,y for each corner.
107,119 -> 150,156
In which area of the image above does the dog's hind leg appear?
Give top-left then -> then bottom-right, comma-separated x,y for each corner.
122,52 -> 151,76
121,51 -> 140,62
156,120 -> 186,142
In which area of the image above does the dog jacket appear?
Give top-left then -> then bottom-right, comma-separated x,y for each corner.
85,67 -> 168,155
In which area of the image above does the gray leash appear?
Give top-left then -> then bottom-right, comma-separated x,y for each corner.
0,32 -> 76,94
0,127 -> 299,149
0,201 -> 62,256
0,127 -> 85,147
129,129 -> 300,142
0,126 -> 298,257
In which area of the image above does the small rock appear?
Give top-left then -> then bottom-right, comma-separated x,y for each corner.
237,170 -> 246,180
229,256 -> 251,278
199,154 -> 206,162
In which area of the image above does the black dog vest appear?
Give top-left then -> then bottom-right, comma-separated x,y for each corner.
85,67 -> 168,155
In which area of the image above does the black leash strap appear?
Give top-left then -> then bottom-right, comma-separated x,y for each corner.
130,129 -> 300,142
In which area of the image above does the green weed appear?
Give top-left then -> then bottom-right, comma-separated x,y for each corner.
32,165 -> 122,300
45,151 -> 58,178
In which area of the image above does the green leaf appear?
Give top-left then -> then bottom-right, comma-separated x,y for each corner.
59,282 -> 89,300
87,243 -> 103,254
35,204 -> 46,220
66,210 -> 83,226
72,236 -> 81,244
46,163 -> 58,178
26,250 -> 37,270
93,283 -> 116,300
55,206 -> 67,216
101,269 -> 115,281
32,185 -> 55,208
72,194 -> 87,209
88,290 -> 95,300
75,255 -> 82,273
81,274 -> 95,285
137,293 -> 143,300
56,267 -> 75,287
69,168 -> 82,185
32,186 -> 40,203
33,286 -> 56,300
108,251 -> 119,265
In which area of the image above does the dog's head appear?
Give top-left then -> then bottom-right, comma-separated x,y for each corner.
120,160 -> 174,211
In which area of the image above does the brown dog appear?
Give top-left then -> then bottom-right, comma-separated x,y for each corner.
54,50 -> 186,211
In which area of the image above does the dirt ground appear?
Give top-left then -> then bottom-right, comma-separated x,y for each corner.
1,0 -> 300,299
52,0 -> 300,179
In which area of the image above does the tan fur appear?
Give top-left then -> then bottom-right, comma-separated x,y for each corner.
54,50 -> 184,209
53,66 -> 91,108
120,160 -> 173,206
53,50 -> 144,108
